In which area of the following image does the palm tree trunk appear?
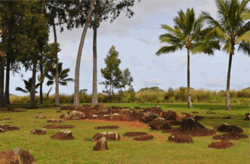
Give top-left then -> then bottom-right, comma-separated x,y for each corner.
226,53 -> 233,110
5,56 -> 10,105
187,48 -> 193,108
73,0 -> 95,106
39,56 -> 43,104
0,56 -> 4,107
91,9 -> 98,105
30,59 -> 37,108
53,20 -> 60,106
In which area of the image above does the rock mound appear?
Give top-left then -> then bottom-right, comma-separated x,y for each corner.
123,132 -> 148,137
50,130 -> 74,140
65,110 -> 85,120
60,106 -> 75,110
213,132 -> 248,141
216,123 -> 243,133
161,110 -> 177,120
47,119 -> 63,123
42,125 -> 75,129
31,129 -> 46,135
148,117 -> 172,130
92,132 -> 120,141
208,141 -> 234,149
168,134 -> 193,143
0,147 -> 34,164
93,137 -> 109,151
133,135 -> 154,141
0,125 -> 19,132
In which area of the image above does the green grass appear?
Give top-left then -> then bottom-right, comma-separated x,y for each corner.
0,103 -> 249,164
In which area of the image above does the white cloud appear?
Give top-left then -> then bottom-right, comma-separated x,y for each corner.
144,77 -> 164,86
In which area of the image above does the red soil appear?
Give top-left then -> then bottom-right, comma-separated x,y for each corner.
213,132 -> 248,141
133,135 -> 154,141
208,141 -> 234,149
0,125 -> 19,132
123,132 -> 148,137
50,131 -> 74,140
168,134 -> 193,143
94,126 -> 119,129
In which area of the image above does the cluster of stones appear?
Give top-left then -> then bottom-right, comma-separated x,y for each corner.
65,110 -> 85,120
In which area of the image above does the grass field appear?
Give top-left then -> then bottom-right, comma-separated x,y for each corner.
0,103 -> 249,164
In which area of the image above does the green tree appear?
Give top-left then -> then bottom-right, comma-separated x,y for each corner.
202,0 -> 250,110
45,62 -> 74,89
15,78 -> 40,100
100,45 -> 123,102
156,8 -> 220,108
121,68 -> 133,91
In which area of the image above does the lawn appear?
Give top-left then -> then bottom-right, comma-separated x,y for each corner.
0,103 -> 249,164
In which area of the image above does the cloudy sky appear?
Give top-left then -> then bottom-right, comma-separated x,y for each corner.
10,0 -> 250,96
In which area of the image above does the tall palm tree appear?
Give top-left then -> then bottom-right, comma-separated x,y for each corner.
202,0 -> 250,110
156,8 -> 220,108
45,62 -> 73,90
16,78 -> 40,99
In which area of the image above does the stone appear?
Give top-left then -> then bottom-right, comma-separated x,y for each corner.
93,136 -> 109,151
64,110 -> 85,120
0,148 -> 34,164
30,129 -> 46,135
149,117 -> 172,130
35,114 -> 46,119
92,132 -> 120,141
216,123 -> 243,133
161,110 -> 177,120
142,112 -> 158,122
50,130 -> 74,140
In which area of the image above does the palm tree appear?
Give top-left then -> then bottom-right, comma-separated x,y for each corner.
45,62 -> 74,94
202,0 -> 250,110
156,8 -> 220,108
16,78 -> 40,99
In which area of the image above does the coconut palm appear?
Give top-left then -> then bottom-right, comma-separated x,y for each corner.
45,62 -> 74,92
16,78 -> 40,99
156,8 -> 220,108
202,0 -> 250,110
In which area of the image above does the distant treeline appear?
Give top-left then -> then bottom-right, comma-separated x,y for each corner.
10,87 -> 249,105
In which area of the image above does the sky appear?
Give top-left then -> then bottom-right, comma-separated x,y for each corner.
9,0 -> 250,96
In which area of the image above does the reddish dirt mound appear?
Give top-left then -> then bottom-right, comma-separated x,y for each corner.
42,125 -> 75,129
105,114 -> 137,122
50,130 -> 74,140
181,118 -> 206,131
123,132 -> 148,137
31,129 -> 46,135
143,107 -> 162,115
168,134 -> 193,143
162,127 -> 215,137
47,119 -> 63,123
167,120 -> 182,126
216,123 -> 243,133
60,114 -> 65,119
192,111 -> 199,114
56,110 -> 62,113
0,148 -> 34,164
194,115 -> 204,121
208,141 -> 234,149
0,125 -> 19,132
243,115 -> 250,120
94,126 -> 119,129
60,106 -> 75,110
93,137 -> 109,151
93,132 -> 120,141
213,132 -> 248,141
133,135 -> 154,141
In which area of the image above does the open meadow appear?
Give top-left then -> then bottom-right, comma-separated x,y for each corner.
0,103 -> 249,164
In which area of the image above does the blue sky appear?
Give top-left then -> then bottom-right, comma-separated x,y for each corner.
10,0 -> 250,96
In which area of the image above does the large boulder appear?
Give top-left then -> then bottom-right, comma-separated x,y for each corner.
142,112 -> 158,123
149,117 -> 172,130
65,110 -> 85,120
0,147 -> 34,164
93,136 -> 109,151
92,132 -> 120,141
161,110 -> 177,120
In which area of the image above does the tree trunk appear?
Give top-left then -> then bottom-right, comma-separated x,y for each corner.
73,0 -> 95,106
91,8 -> 99,105
187,48 -> 193,108
5,56 -> 10,105
0,56 -> 4,107
226,53 -> 233,111
30,60 -> 37,108
53,20 -> 60,106
39,55 -> 43,104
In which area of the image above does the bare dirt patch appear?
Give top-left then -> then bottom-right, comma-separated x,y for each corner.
42,125 -> 75,129
94,126 -> 119,129
123,132 -> 148,137
213,132 -> 248,141
47,119 -> 63,123
168,134 -> 193,143
0,148 -> 34,164
0,125 -> 19,132
133,135 -> 154,141
208,141 -> 234,149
